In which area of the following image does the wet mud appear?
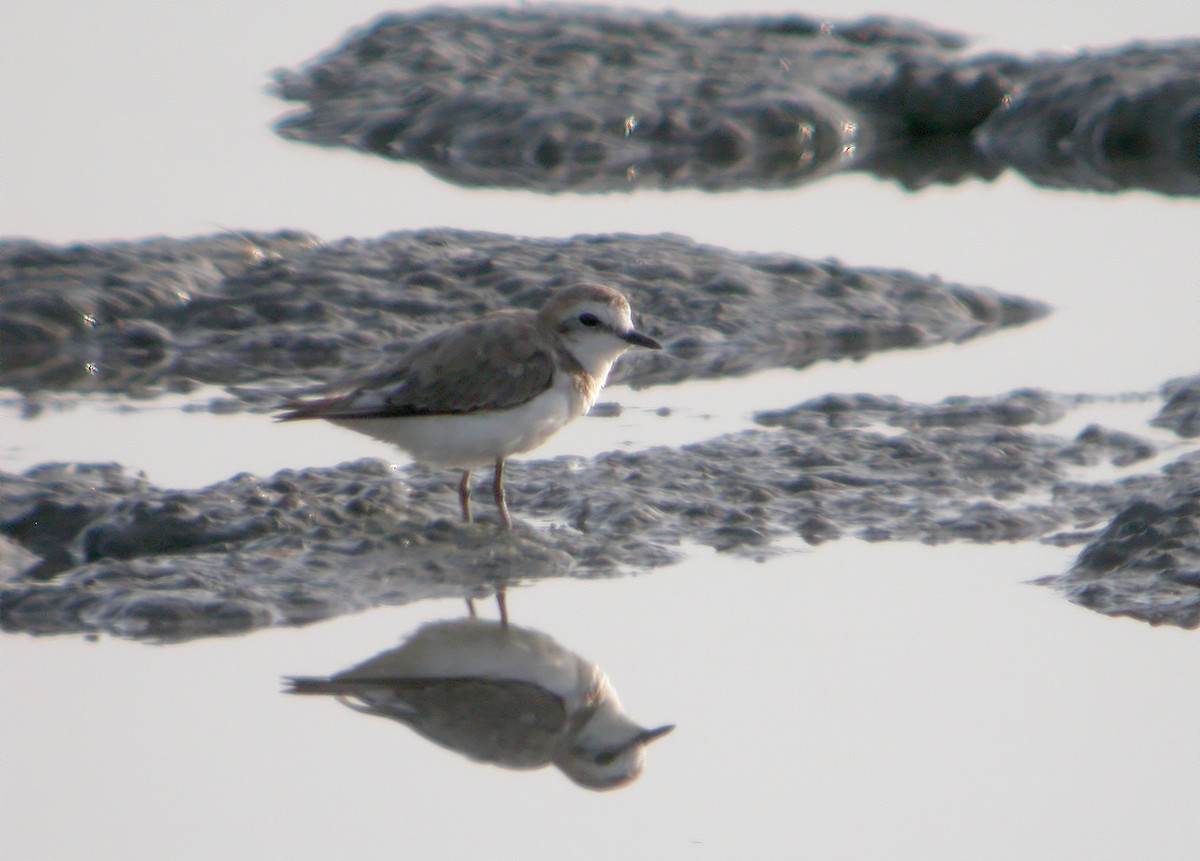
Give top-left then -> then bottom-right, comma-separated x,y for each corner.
272,8 -> 1200,196
3,387 -> 1197,639
1038,477 -> 1200,629
1151,374 -> 1200,439
0,230 -> 1044,407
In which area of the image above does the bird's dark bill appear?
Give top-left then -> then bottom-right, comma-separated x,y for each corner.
624,330 -> 662,350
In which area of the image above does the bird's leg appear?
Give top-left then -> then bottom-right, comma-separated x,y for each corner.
493,458 -> 511,530
458,469 -> 472,524
496,589 -> 509,628
465,598 -> 477,618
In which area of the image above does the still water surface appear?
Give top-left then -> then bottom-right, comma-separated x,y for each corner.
4,544 -> 1199,859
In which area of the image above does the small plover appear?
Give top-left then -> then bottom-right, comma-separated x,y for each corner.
277,284 -> 661,529
286,618 -> 674,789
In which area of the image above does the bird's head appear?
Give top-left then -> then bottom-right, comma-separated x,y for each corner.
555,722 -> 675,790
540,284 -> 662,378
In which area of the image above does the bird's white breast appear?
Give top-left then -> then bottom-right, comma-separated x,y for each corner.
331,370 -> 593,468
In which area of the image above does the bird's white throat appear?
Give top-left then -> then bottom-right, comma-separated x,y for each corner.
562,332 -> 630,384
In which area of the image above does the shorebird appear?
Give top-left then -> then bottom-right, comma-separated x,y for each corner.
277,284 -> 662,529
286,618 -> 675,789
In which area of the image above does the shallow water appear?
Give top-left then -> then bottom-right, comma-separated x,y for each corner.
4,543 -> 1199,859
3,1 -> 1200,859
0,377 -> 1186,491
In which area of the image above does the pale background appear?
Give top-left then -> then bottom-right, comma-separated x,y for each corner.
2,3 -> 1199,860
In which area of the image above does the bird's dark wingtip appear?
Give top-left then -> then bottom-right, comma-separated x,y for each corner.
274,395 -> 346,421
283,676 -> 328,694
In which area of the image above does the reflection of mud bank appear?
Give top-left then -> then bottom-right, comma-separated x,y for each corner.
975,44 -> 1200,196
273,8 -> 1200,196
0,229 -> 1044,405
3,386 -> 1197,638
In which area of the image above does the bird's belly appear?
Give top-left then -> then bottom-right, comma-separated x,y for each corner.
331,383 -> 584,468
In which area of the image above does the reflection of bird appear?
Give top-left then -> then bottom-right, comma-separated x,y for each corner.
286,618 -> 674,790
277,284 -> 661,529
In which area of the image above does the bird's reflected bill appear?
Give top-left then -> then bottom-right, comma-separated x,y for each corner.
632,723 -> 675,747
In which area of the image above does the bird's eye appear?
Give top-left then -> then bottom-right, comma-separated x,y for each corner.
578,313 -> 601,328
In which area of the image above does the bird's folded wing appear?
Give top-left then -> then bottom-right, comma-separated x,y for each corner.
289,676 -> 569,767
278,313 -> 557,420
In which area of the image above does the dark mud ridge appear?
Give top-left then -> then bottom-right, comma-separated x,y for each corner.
273,7 -> 1200,196
3,386 -> 1197,640
1151,375 -> 1200,439
0,229 -> 1044,405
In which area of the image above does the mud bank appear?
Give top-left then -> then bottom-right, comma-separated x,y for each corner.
0,229 -> 1044,406
1039,476 -> 1200,629
272,8 -> 1200,195
1151,374 -> 1200,439
3,387 -> 1196,640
